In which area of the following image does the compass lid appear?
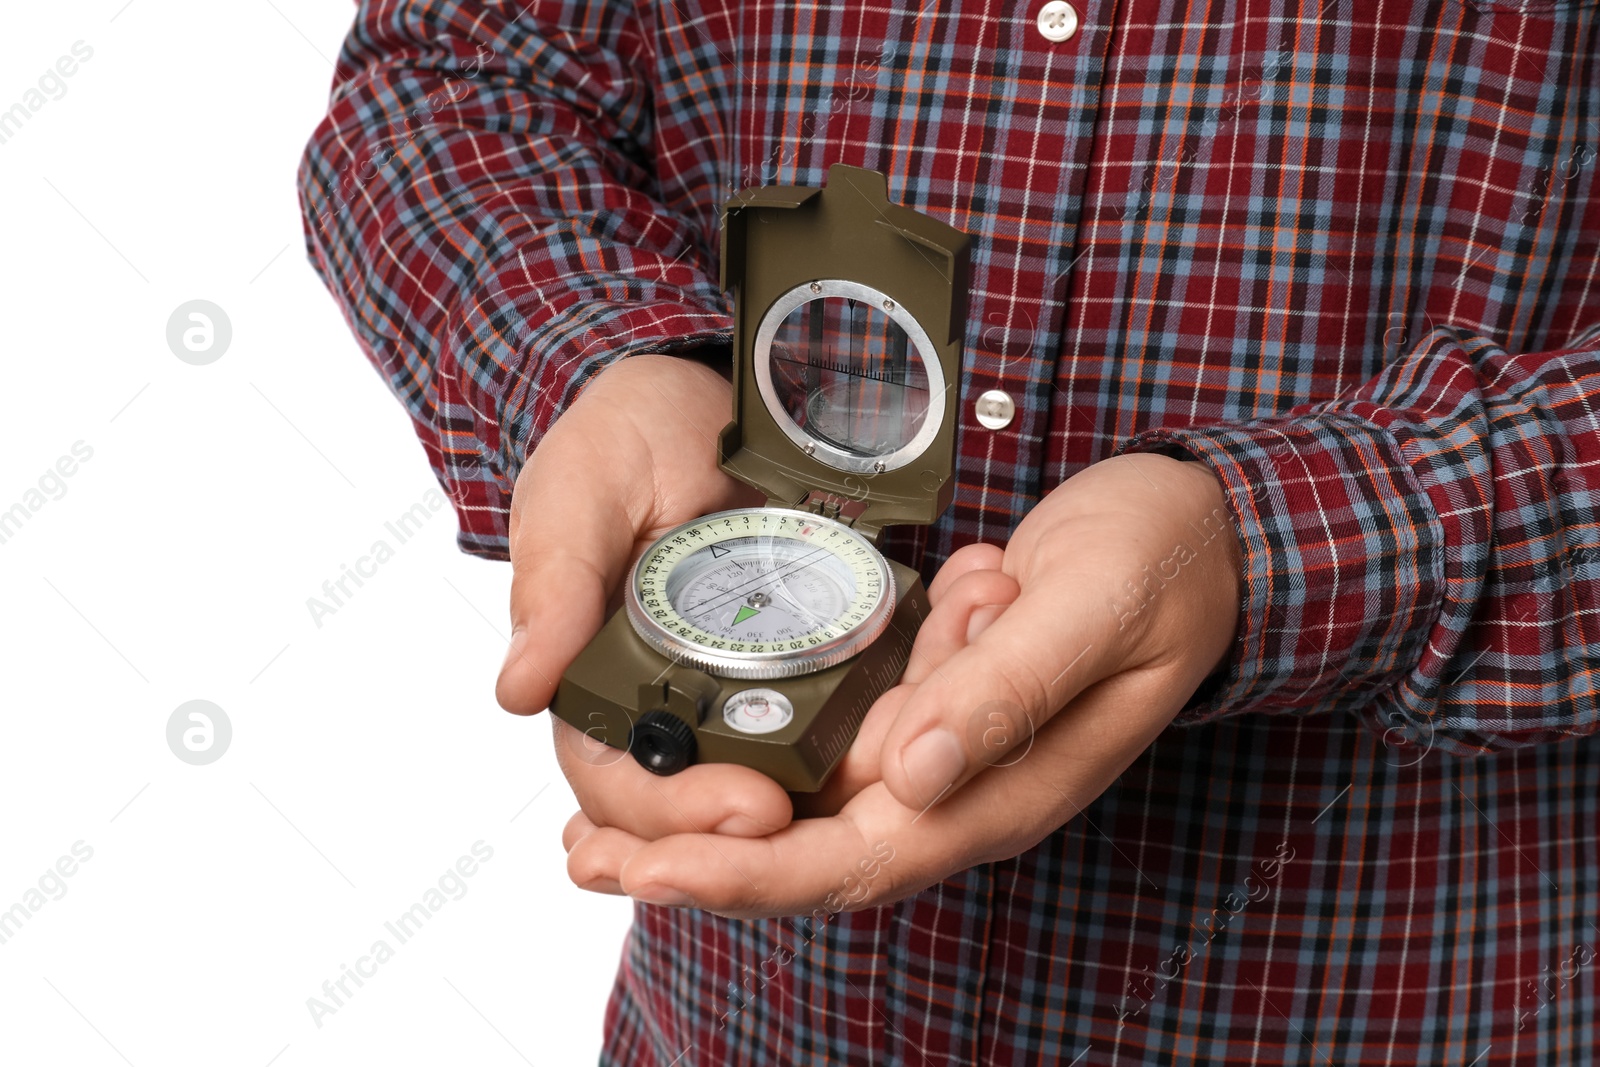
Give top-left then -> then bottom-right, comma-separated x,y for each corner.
717,165 -> 971,539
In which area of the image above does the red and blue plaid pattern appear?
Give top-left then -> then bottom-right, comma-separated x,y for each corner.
301,0 -> 1600,1061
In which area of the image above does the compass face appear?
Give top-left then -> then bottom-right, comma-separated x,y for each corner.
625,508 -> 896,680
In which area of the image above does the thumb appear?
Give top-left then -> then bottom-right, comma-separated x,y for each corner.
878,586 -> 1118,810
495,442 -> 641,716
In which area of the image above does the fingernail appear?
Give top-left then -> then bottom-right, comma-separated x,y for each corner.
714,813 -> 778,836
967,604 -> 1005,643
499,628 -> 528,677
633,884 -> 694,907
901,728 -> 966,805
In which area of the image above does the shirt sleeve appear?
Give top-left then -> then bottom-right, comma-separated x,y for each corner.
297,0 -> 732,560
1120,324 -> 1600,755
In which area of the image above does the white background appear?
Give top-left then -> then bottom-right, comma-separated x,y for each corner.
0,3 -> 632,1064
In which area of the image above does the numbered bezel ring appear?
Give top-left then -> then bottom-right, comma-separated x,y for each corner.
624,507 -> 899,680
752,279 -> 946,475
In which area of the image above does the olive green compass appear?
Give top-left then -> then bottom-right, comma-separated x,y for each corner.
550,164 -> 971,792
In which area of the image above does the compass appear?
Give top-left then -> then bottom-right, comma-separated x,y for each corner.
551,164 -> 970,792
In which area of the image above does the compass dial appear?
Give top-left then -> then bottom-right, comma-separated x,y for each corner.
626,508 -> 896,680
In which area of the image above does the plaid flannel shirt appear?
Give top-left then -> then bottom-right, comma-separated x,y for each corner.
301,0 -> 1600,1062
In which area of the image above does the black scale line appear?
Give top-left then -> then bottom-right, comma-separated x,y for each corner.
773,354 -> 913,386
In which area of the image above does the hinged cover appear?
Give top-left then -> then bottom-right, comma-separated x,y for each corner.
717,165 -> 971,540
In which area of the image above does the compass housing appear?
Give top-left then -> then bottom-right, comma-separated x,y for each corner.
550,167 -> 969,791
718,165 -> 971,539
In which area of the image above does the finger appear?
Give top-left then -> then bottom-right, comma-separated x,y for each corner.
566,822 -> 647,895
562,809 -> 598,852
788,564 -> 1020,816
879,584 -> 1122,810
609,664 -> 1191,918
901,567 -> 1021,686
612,745 -> 1026,917
496,427 -> 642,715
925,542 -> 1005,605
552,716 -> 794,840
791,682 -> 915,819
619,788 -> 898,916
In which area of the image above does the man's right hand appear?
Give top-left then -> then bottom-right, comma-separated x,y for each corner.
494,354 -> 795,894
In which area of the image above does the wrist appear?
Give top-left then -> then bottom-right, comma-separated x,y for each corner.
1165,457 -> 1245,676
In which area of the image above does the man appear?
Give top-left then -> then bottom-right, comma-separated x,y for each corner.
300,0 -> 1600,1062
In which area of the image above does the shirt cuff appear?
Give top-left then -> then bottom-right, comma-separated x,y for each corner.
439,292 -> 733,561
1117,412 -> 1447,725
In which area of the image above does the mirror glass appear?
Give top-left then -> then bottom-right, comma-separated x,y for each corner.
766,295 -> 931,459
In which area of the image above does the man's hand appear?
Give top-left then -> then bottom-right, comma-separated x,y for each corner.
495,355 -> 794,888
562,453 -> 1243,916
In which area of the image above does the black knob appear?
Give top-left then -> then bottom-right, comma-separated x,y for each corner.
630,710 -> 697,776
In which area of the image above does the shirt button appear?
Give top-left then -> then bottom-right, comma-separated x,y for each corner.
1036,0 -> 1080,42
974,389 -> 1016,430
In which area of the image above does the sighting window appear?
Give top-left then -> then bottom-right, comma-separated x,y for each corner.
755,281 -> 942,473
